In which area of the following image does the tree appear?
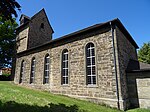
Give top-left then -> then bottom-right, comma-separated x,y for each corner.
0,16 -> 18,68
138,42 -> 150,64
0,0 -> 21,21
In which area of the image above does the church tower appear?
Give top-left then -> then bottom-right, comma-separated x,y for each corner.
16,9 -> 54,53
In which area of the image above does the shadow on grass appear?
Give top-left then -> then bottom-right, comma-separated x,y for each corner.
0,101 -> 86,112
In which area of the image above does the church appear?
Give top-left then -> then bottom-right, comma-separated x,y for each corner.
14,9 -> 150,110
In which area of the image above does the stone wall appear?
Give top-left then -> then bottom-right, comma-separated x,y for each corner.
127,72 -> 150,109
16,25 -> 29,53
14,28 -> 119,108
115,26 -> 138,109
27,9 -> 53,49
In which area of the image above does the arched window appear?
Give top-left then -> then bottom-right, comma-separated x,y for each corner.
43,54 -> 50,84
86,43 -> 96,85
19,60 -> 24,83
61,49 -> 69,85
30,57 -> 35,84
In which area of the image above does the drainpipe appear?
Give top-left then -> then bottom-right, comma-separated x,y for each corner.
110,22 -> 120,110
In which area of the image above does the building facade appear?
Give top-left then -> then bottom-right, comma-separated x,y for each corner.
14,9 -> 150,110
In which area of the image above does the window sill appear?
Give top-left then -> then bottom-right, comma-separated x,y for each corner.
42,83 -> 50,85
29,83 -> 34,85
86,84 -> 98,88
61,84 -> 69,87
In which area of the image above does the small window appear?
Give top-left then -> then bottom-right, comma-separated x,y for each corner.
43,54 -> 50,84
19,60 -> 25,83
86,43 -> 96,85
30,57 -> 36,84
61,49 -> 69,85
40,23 -> 44,29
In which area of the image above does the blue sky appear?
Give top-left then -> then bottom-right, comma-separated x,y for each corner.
17,0 -> 150,48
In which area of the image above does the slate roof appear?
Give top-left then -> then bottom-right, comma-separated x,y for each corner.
126,59 -> 150,73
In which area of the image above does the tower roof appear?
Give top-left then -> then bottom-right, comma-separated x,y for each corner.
16,8 -> 54,33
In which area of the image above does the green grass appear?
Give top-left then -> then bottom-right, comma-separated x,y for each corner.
127,108 -> 150,112
0,81 -> 149,112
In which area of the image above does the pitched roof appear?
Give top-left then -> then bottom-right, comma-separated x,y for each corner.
19,14 -> 30,21
139,62 -> 150,70
126,59 -> 150,73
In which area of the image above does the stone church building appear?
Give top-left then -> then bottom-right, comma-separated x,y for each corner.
14,9 -> 150,110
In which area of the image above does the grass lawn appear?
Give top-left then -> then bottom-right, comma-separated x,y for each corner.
0,81 -> 149,112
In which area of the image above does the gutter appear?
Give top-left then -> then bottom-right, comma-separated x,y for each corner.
110,22 -> 120,110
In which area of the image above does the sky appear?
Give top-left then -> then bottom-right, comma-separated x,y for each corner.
16,0 -> 150,48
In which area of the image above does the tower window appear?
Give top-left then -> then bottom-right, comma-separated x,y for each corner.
40,23 -> 44,29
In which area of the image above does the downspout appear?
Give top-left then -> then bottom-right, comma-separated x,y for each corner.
110,22 -> 120,110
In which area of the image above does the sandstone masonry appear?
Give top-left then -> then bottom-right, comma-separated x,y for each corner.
14,9 -> 150,110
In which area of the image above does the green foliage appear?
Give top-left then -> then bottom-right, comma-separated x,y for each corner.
0,16 -> 18,68
138,42 -> 150,64
0,0 -> 21,21
2,73 -> 11,77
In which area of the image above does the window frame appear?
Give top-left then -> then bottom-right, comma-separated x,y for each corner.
85,42 -> 97,85
61,49 -> 69,85
30,57 -> 36,84
43,54 -> 50,84
19,60 -> 25,84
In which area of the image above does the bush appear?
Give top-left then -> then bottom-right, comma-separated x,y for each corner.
2,73 -> 11,77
